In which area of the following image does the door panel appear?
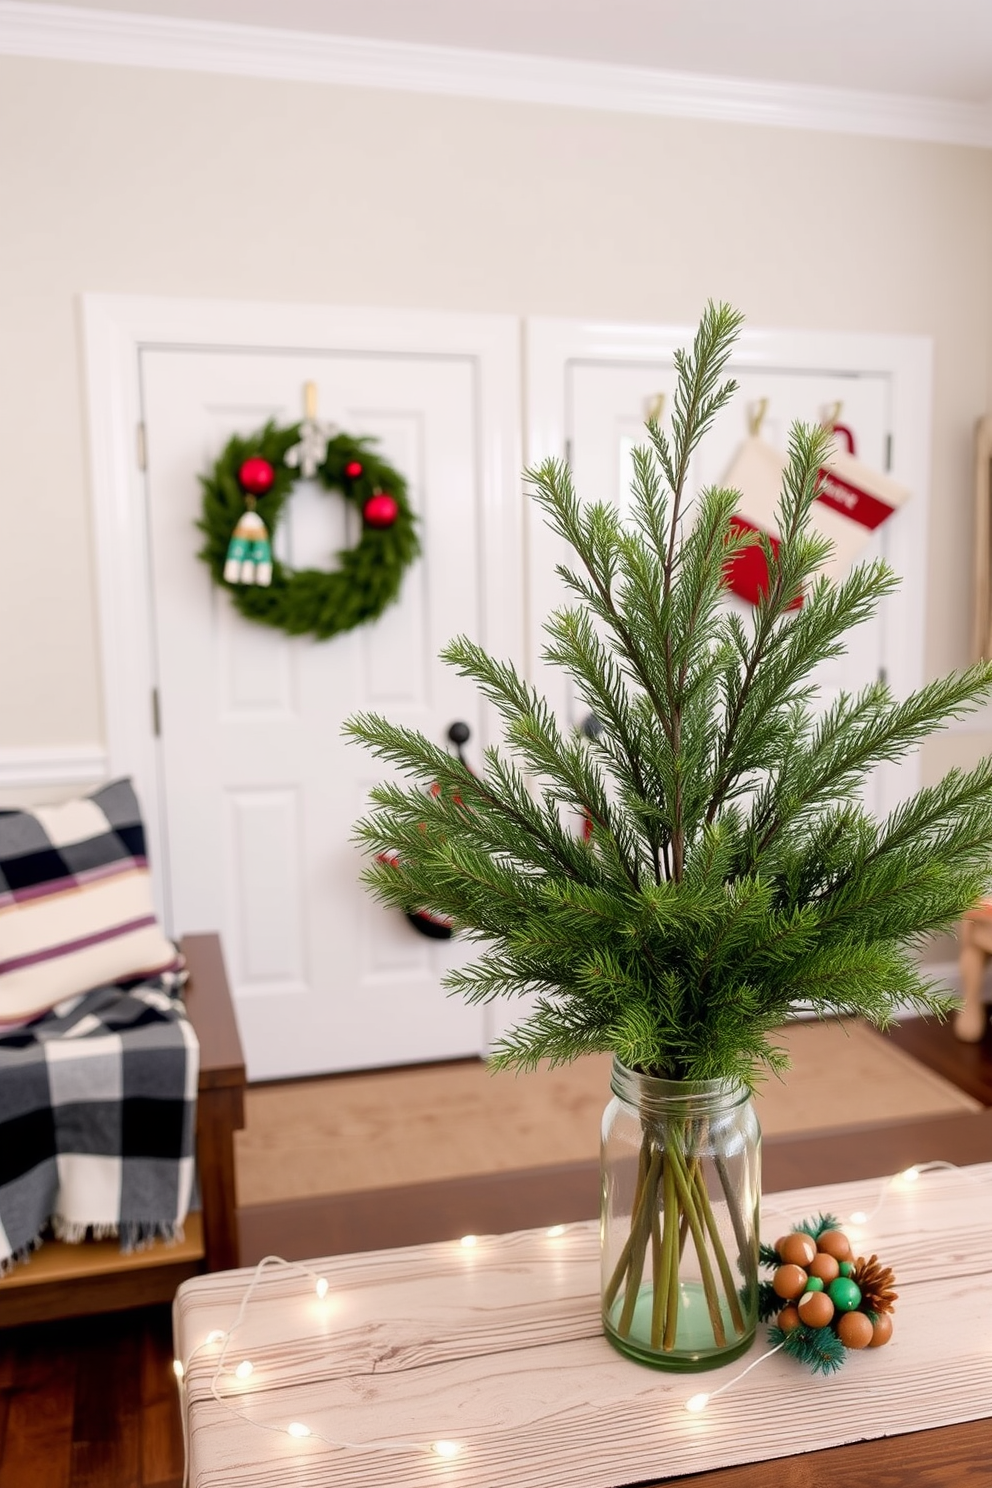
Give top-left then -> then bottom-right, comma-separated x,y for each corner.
141,347 -> 495,1080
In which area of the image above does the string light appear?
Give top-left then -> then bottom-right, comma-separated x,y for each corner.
460,1234 -> 478,1248
315,1277 -> 329,1299
432,1440 -> 461,1458
287,1422 -> 312,1438
172,1360 -> 185,1380
235,1360 -> 254,1380
205,1330 -> 226,1344
546,1224 -> 566,1237
683,1339 -> 789,1412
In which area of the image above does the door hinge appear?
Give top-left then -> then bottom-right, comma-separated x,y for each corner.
137,421 -> 147,472
151,688 -> 161,737
878,665 -> 888,688
884,433 -> 892,472
564,438 -> 573,466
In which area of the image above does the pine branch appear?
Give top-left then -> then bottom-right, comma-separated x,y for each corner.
346,302 -> 992,1089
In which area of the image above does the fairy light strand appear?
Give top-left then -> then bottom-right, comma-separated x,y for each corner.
171,1166 -> 985,1477
685,1338 -> 790,1413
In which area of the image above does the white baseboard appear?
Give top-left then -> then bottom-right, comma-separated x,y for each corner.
0,744 -> 109,790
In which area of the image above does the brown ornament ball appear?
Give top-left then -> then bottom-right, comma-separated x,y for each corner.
816,1229 -> 853,1262
836,1311 -> 874,1350
797,1290 -> 835,1329
773,1263 -> 809,1299
776,1305 -> 802,1334
778,1232 -> 817,1267
869,1312 -> 894,1348
808,1251 -> 840,1284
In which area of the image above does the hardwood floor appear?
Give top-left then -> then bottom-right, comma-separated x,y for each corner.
2,1016 -> 990,1488
0,1305 -> 182,1488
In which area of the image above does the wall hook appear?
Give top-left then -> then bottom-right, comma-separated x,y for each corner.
748,398 -> 768,438
304,381 -> 318,420
644,392 -> 666,425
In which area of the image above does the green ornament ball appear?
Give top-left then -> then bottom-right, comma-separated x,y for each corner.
828,1277 -> 862,1311
839,1261 -> 855,1278
803,1275 -> 824,1291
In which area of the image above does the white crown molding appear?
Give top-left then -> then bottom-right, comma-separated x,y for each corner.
0,744 -> 109,790
2,1 -> 991,148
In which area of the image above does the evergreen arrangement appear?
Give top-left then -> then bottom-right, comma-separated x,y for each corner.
347,301 -> 992,1092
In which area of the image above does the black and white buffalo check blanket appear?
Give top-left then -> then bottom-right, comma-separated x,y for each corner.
0,975 -> 199,1271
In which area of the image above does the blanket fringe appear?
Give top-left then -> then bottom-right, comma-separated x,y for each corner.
51,1216 -> 186,1251
0,1233 -> 43,1277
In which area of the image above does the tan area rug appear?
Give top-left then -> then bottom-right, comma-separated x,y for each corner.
235,1019 -> 979,1207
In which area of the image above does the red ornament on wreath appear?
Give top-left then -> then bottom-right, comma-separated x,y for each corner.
344,460 -> 364,479
363,491 -> 399,529
238,456 -> 275,496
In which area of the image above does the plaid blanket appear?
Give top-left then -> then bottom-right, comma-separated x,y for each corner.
0,974 -> 199,1272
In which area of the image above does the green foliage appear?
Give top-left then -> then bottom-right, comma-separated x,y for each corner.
795,1213 -> 841,1241
346,301 -> 992,1087
756,1280 -> 781,1322
769,1323 -> 847,1374
198,423 -> 419,640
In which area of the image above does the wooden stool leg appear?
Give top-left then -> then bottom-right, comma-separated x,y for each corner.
955,921 -> 989,1042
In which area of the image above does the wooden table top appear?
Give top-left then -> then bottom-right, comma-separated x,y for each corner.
175,1113 -> 992,1487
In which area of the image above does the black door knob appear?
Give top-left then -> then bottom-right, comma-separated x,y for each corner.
446,721 -> 471,767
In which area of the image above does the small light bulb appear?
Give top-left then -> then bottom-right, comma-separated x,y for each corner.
205,1330 -> 225,1344
315,1277 -> 329,1299
849,1211 -> 867,1225
546,1224 -> 566,1237
235,1360 -> 254,1379
287,1422 -> 311,1438
460,1235 -> 478,1248
901,1166 -> 920,1183
685,1392 -> 710,1414
172,1359 -> 185,1380
432,1440 -> 461,1458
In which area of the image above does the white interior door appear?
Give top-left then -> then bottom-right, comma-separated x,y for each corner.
137,334 -> 520,1082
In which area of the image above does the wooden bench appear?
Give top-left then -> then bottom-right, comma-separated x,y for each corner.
0,933 -> 245,1326
956,904 -> 992,1042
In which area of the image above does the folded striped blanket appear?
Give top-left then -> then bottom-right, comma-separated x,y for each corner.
0,975 -> 199,1272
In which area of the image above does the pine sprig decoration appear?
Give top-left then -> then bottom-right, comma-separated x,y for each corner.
796,1213 -> 841,1241
769,1322 -> 847,1375
346,300 -> 992,1087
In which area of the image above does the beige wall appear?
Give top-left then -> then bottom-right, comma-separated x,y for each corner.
2,56 -> 991,774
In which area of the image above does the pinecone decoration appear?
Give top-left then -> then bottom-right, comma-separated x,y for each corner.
853,1254 -> 898,1315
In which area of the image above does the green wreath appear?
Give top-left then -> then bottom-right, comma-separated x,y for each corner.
197,420 -> 420,640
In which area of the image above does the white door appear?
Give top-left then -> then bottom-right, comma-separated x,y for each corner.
526,320 -> 932,824
129,323 -> 521,1082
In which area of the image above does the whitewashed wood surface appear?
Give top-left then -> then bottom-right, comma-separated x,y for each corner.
174,1165 -> 992,1487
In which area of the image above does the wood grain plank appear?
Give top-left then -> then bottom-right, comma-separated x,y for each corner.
0,1326 -> 74,1488
176,1165 -> 992,1488
669,1419 -> 992,1487
887,1016 -> 992,1106
71,1313 -> 142,1488
141,1308 -> 185,1488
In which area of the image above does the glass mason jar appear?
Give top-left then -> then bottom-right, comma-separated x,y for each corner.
601,1059 -> 760,1371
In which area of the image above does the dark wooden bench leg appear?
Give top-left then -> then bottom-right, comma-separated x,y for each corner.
196,1084 -> 244,1272
181,934 -> 247,1273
